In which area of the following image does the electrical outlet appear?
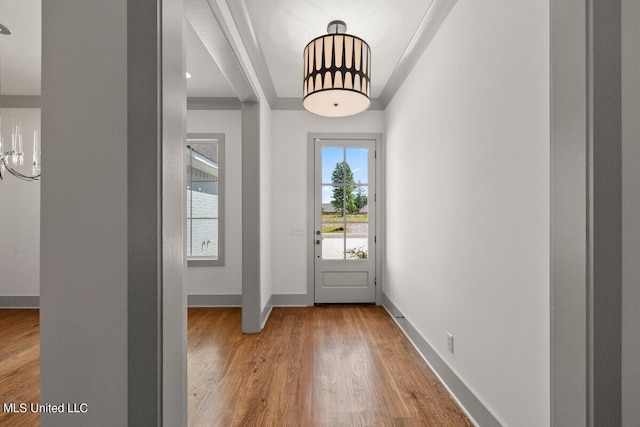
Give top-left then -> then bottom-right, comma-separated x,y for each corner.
290,226 -> 306,236
447,332 -> 454,354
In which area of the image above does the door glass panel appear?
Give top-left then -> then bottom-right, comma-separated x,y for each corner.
322,234 -> 345,260
321,182 -> 370,260
321,184 -> 344,260
321,146 -> 344,184
321,184 -> 341,215
320,149 -> 372,261
345,184 -> 368,260
351,185 -> 368,216
346,147 -> 369,184
346,237 -> 368,260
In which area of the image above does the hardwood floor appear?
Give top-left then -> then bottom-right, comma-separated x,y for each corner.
188,306 -> 473,427
0,309 -> 40,427
0,306 -> 473,426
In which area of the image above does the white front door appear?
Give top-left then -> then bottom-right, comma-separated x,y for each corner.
314,139 -> 376,303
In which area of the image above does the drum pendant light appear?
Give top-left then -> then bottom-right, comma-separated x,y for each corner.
303,20 -> 371,117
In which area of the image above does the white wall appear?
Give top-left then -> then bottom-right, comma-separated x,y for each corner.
187,110 -> 242,295
622,0 -> 640,424
0,108 -> 40,296
270,110 -> 384,296
384,1 -> 550,425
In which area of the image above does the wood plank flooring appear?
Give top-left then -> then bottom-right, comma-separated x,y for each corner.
188,306 -> 473,427
1,306 -> 473,426
0,309 -> 40,427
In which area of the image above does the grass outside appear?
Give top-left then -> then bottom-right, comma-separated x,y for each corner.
322,213 -> 368,223
322,214 -> 369,233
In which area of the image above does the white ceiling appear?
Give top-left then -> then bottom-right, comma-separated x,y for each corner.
0,0 -> 236,98
1,0 -> 438,104
243,0 -> 434,98
186,20 -> 236,98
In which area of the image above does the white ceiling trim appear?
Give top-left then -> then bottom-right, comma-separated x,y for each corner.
187,97 -> 241,110
225,0 -> 278,107
227,0 -> 458,111
0,95 -> 40,108
0,95 -> 244,111
186,0 -> 257,102
379,0 -> 458,106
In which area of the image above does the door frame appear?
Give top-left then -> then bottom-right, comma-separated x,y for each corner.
307,133 -> 384,305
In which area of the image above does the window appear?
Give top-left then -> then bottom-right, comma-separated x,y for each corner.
186,133 -> 224,266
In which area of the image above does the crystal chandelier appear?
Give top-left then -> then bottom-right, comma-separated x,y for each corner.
0,21 -> 40,182
0,117 -> 41,181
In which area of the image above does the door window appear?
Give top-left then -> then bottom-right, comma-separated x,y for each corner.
321,146 -> 370,260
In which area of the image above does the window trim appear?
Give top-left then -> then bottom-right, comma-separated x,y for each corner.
186,132 -> 225,267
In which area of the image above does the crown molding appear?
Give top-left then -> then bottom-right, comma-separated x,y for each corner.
379,0 -> 458,106
186,0 -> 258,103
0,95 -> 382,113
272,98 -> 302,110
187,97 -> 241,110
225,0 -> 278,108
0,95 -> 42,108
368,98 -> 386,111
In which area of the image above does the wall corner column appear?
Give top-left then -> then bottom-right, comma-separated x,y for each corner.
241,101 -> 261,333
550,0 -> 622,425
41,0 -> 187,425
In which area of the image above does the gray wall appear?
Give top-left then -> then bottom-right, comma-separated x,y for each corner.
549,0 -> 588,423
550,0 -> 624,424
160,0 -> 188,424
41,1 -> 128,424
591,1 -> 622,424
40,0 -> 186,425
622,0 -> 640,424
241,102 -> 261,332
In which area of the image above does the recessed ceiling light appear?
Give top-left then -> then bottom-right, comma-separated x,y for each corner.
186,72 -> 192,79
0,23 -> 11,35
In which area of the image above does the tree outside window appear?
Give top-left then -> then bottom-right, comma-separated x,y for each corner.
331,161 -> 357,215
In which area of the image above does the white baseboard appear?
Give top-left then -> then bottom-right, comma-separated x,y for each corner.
382,293 -> 503,427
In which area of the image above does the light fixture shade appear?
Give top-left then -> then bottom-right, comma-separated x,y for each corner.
303,28 -> 371,117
